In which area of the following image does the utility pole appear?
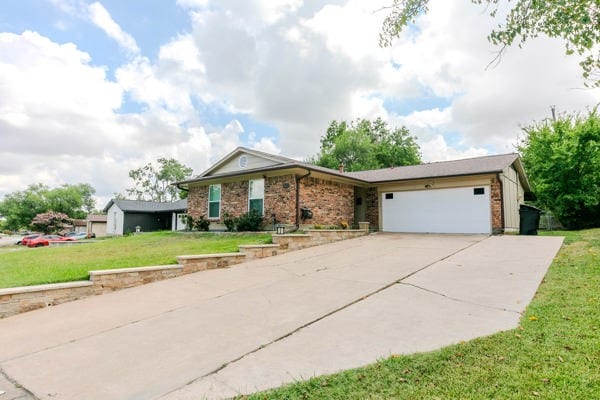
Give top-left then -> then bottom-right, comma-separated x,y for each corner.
550,105 -> 556,122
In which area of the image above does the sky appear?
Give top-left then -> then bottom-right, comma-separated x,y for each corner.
1,0 -> 599,210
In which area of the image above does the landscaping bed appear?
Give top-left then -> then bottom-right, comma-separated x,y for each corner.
245,229 -> 600,399
0,231 -> 271,288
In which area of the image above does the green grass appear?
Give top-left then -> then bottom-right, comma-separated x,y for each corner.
244,229 -> 600,399
0,231 -> 271,288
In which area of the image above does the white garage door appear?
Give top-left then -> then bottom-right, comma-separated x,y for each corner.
381,186 -> 491,234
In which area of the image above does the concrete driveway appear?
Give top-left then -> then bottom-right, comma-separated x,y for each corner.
0,233 -> 563,400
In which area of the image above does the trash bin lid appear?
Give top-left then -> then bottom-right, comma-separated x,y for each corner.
519,204 -> 542,212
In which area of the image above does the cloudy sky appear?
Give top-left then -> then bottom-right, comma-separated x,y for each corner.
1,0 -> 599,209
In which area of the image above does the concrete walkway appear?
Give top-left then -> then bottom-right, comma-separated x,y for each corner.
0,234 -> 563,400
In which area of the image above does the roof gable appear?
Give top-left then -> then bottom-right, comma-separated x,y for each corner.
200,147 -> 298,177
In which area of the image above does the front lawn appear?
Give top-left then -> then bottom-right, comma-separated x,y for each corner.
0,231 -> 271,288
246,229 -> 600,399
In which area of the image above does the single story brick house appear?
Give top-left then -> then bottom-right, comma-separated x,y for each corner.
103,199 -> 188,235
176,147 -> 531,234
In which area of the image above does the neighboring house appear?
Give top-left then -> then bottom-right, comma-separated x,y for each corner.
86,214 -> 107,237
72,219 -> 87,233
176,147 -> 531,234
103,199 -> 188,235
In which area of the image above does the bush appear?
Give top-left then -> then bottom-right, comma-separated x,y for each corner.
182,215 -> 195,231
223,213 -> 236,232
235,209 -> 264,231
194,215 -> 210,231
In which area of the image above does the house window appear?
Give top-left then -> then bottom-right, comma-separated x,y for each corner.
249,178 -> 264,215
385,193 -> 394,200
208,184 -> 221,219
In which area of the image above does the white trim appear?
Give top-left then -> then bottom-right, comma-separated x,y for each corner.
208,184 -> 221,219
248,178 -> 265,216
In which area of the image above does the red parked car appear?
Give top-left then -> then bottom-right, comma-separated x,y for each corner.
27,235 -> 74,248
18,234 -> 41,246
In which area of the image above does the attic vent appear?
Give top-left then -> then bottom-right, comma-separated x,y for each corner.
239,155 -> 248,168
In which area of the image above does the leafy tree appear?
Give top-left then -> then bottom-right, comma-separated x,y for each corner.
518,108 -> 600,229
0,184 -> 48,231
380,0 -> 600,86
311,118 -> 421,171
46,183 -> 96,219
126,158 -> 193,202
31,211 -> 72,234
0,183 -> 95,231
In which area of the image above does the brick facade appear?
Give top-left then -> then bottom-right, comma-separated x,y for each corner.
365,187 -> 379,230
221,181 -> 249,218
187,181 -> 249,221
186,173 -> 504,233
491,177 -> 503,234
299,177 -> 354,227
187,175 -> 355,228
187,185 -> 208,220
265,175 -> 297,225
188,176 -> 298,225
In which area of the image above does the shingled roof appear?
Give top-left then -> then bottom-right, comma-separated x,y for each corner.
175,147 -> 529,191
346,153 -> 525,184
103,199 -> 187,213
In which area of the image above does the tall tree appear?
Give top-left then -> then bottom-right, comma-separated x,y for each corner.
310,118 -> 421,172
380,0 -> 600,86
46,183 -> 96,218
0,184 -> 49,231
126,158 -> 193,202
0,183 -> 96,231
518,108 -> 600,229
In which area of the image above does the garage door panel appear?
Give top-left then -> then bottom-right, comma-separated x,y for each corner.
382,186 -> 491,234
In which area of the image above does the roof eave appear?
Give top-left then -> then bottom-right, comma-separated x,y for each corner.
368,170 -> 503,184
176,163 -> 370,187
510,156 -> 532,193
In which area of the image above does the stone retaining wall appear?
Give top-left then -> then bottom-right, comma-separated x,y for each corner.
0,225 -> 370,319
90,265 -> 184,294
176,253 -> 247,273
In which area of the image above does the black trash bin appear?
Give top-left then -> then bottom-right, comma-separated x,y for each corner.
519,204 -> 542,235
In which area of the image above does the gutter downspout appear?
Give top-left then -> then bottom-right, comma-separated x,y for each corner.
174,183 -> 189,197
296,170 -> 311,227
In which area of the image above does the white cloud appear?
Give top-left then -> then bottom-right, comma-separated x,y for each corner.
420,135 -> 489,162
250,137 -> 281,154
87,2 -> 140,55
3,0 -> 600,207
0,30 -> 256,204
303,0 -> 388,62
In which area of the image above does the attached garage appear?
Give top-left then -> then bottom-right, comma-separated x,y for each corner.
381,186 -> 491,234
348,153 -> 531,234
